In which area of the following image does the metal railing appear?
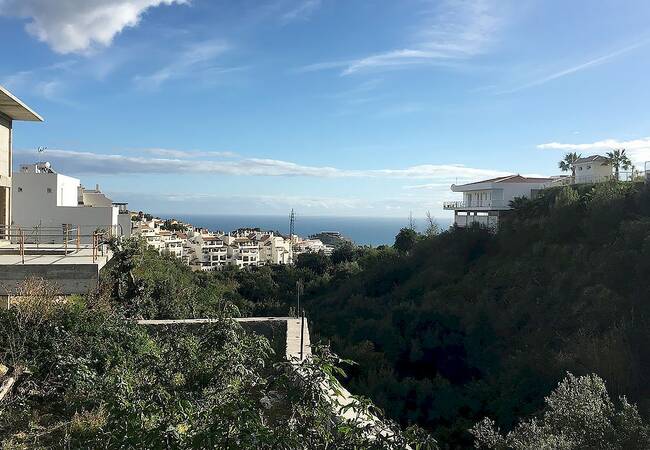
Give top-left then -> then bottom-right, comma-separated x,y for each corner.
443,200 -> 508,210
0,224 -> 109,264
552,171 -> 648,186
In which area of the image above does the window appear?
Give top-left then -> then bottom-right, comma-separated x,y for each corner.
47,188 -> 52,193
17,187 -> 22,192
578,167 -> 583,171
587,165 -> 591,170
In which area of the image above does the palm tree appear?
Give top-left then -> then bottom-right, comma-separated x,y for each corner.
605,148 -> 632,180
558,152 -> 581,177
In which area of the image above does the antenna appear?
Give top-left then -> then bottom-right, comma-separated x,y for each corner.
289,208 -> 295,239
37,146 -> 47,153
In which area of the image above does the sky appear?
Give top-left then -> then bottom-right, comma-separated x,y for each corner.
2,0 -> 650,219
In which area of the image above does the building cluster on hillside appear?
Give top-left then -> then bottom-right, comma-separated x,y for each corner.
133,216 -> 334,271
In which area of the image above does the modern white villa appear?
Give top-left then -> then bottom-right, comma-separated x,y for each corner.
444,175 -> 553,228
0,86 -> 116,305
12,162 -> 132,243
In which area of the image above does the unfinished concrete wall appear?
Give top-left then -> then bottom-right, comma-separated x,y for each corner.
0,264 -> 99,296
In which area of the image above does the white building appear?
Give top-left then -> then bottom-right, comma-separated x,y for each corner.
193,234 -> 228,271
259,234 -> 293,265
574,155 -> 613,184
444,174 -> 552,228
224,236 -> 260,269
12,162 -> 132,242
294,237 -> 331,255
0,85 -> 43,242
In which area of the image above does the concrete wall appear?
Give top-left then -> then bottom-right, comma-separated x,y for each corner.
0,264 -> 99,296
56,174 -> 80,206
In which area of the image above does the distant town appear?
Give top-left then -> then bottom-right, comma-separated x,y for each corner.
133,213 -> 351,271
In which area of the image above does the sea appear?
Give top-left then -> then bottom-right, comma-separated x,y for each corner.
166,214 -> 453,247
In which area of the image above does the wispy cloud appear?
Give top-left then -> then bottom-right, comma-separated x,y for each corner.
133,40 -> 243,89
280,0 -> 321,24
538,137 -> 650,166
299,0 -> 503,75
0,0 -> 188,54
1,61 -> 79,105
14,147 -> 507,182
141,148 -> 239,158
498,40 -> 650,94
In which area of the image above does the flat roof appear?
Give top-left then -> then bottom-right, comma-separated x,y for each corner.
0,85 -> 43,122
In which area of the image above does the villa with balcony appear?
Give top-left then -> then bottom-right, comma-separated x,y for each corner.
444,174 -> 553,229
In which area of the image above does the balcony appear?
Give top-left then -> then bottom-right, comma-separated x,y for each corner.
443,200 -> 509,210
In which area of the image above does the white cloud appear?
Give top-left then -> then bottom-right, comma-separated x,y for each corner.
133,40 -> 241,89
0,0 -> 188,54
13,147 -> 507,182
280,0 -> 321,24
498,41 -> 649,94
538,137 -> 650,167
141,148 -> 238,158
300,0 -> 502,75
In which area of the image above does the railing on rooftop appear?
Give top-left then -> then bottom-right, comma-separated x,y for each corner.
0,224 -> 110,264
551,171 -> 647,186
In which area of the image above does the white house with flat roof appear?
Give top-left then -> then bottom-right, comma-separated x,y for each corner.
12,162 -> 132,243
444,174 -> 553,228
0,85 -> 43,242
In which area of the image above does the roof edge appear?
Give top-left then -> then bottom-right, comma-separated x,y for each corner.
0,85 -> 44,122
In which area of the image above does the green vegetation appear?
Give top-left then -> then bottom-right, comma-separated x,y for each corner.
302,181 -> 650,447
4,180 -> 650,448
169,180 -> 650,448
160,219 -> 187,232
0,245 -> 431,449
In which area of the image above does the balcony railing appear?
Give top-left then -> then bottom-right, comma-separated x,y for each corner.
443,200 -> 508,210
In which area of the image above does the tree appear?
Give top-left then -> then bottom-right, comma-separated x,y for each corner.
559,152 -> 582,177
471,373 -> 650,449
424,211 -> 440,237
606,149 -> 632,181
295,251 -> 331,275
331,241 -> 357,265
394,227 -> 419,253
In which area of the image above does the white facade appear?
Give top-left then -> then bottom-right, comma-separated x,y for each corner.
225,237 -> 259,269
0,86 -> 43,241
259,234 -> 293,265
294,237 -> 331,255
12,163 -> 131,243
574,155 -> 613,184
444,175 -> 552,228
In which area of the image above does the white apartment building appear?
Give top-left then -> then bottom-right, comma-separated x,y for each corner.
574,155 -> 613,184
0,86 -> 43,241
195,235 -> 229,271
444,174 -> 552,228
259,234 -> 293,265
138,226 -> 162,250
224,236 -> 260,269
12,162 -> 132,243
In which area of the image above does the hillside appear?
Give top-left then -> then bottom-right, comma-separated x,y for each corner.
0,244 -> 433,449
304,181 -> 650,447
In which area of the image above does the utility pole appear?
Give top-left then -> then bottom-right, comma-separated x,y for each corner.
289,208 -> 295,239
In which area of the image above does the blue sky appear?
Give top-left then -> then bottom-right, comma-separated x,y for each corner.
2,0 -> 650,219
